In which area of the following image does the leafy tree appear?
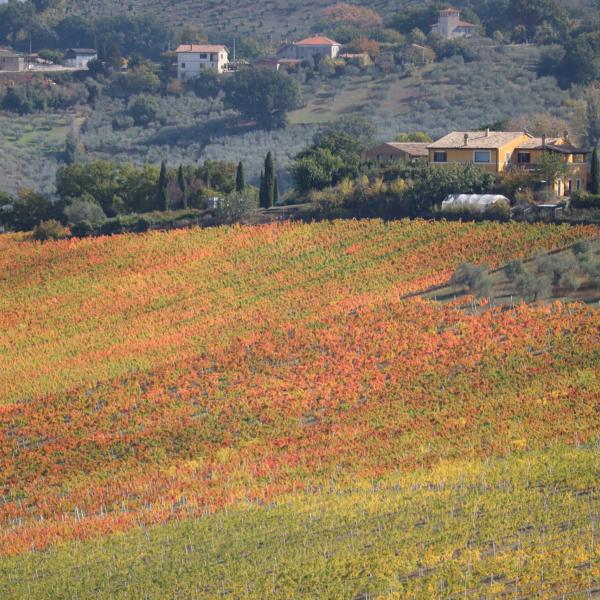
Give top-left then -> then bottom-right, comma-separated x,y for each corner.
273,176 -> 279,205
223,68 -> 302,129
188,70 -> 222,99
591,146 -> 600,195
534,151 -> 571,190
157,161 -> 169,211
128,94 -> 160,126
7,190 -> 65,231
64,197 -> 107,226
236,161 -> 245,192
507,0 -> 568,38
450,263 -> 491,298
395,132 -> 432,143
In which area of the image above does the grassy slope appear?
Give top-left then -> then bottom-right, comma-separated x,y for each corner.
2,445 -> 599,598
1,221 -> 599,597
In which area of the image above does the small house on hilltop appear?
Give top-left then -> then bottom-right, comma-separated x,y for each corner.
431,7 -> 477,39
364,142 -> 429,162
175,44 -> 229,80
277,37 -> 341,60
0,48 -> 25,72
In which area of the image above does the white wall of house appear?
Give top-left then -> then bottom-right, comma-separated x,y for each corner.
177,50 -> 229,80
66,54 -> 97,69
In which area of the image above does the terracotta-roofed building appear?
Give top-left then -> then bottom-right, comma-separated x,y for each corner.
364,142 -> 429,162
277,36 -> 341,60
428,129 -> 591,196
431,7 -> 477,39
175,44 -> 229,79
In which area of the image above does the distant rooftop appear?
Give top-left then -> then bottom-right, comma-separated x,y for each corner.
175,44 -> 228,53
429,131 -> 529,149
296,36 -> 340,46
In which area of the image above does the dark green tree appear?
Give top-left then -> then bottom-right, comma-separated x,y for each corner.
177,164 -> 188,209
263,152 -> 275,208
258,170 -> 266,208
591,146 -> 600,194
236,161 -> 245,192
273,176 -> 279,205
157,161 -> 169,211
223,68 -> 302,129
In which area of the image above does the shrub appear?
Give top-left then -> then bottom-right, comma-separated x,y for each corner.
535,253 -> 577,285
515,272 -> 552,302
70,220 -> 93,238
504,259 -> 525,281
450,263 -> 491,298
64,199 -> 107,226
32,219 -> 69,242
559,271 -> 579,292
572,239 -> 591,257
570,191 -> 600,209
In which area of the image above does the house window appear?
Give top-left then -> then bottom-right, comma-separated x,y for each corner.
574,154 -> 585,163
433,151 -> 447,163
568,179 -> 572,194
199,53 -> 208,59
576,179 -> 581,190
517,152 -> 531,164
181,62 -> 186,68
474,151 -> 491,163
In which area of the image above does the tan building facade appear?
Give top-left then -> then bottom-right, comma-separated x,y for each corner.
427,130 -> 590,195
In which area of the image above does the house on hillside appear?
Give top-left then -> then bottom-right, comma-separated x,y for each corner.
254,58 -> 302,71
175,44 -> 229,80
512,134 -> 589,196
428,130 -> 590,196
65,48 -> 98,69
277,37 -> 341,60
0,48 -> 25,72
431,7 -> 477,39
364,142 -> 429,162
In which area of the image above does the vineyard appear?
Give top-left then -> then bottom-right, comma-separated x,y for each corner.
1,219 -> 599,597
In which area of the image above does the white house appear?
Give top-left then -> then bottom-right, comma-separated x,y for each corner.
431,7 -> 477,39
175,44 -> 229,80
277,37 -> 341,60
65,48 -> 98,69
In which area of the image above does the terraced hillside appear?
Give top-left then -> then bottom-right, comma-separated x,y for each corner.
1,220 -> 599,597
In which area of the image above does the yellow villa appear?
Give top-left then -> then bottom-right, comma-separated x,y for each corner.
428,130 -> 590,195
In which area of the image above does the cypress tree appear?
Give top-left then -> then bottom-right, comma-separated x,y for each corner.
177,164 -> 188,209
236,161 -> 245,192
259,170 -> 266,208
263,151 -> 275,208
273,175 -> 279,205
591,146 -> 600,195
158,161 -> 169,211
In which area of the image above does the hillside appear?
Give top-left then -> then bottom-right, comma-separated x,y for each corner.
1,220 -> 599,596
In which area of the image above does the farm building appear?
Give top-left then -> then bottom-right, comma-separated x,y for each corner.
364,142 -> 429,162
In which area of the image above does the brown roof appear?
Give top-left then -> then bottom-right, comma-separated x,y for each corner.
296,36 -> 340,47
175,44 -> 228,53
384,142 -> 430,156
458,21 -> 476,27
517,137 -> 589,153
429,131 -> 529,149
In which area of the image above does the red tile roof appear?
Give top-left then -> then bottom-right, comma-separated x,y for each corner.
296,37 -> 340,46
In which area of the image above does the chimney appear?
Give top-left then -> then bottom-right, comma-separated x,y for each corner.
485,128 -> 490,137
464,133 -> 469,147
541,134 -> 546,149
563,130 -> 569,142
